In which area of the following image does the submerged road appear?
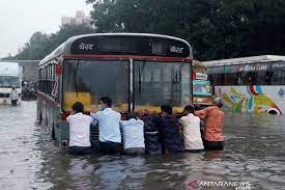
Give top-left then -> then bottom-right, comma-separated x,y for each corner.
0,101 -> 285,190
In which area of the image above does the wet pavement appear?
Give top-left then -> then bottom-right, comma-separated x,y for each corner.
0,101 -> 285,190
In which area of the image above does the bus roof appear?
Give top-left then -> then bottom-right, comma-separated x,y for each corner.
203,55 -> 285,67
39,33 -> 192,65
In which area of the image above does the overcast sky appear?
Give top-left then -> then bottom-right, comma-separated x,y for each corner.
0,0 -> 92,58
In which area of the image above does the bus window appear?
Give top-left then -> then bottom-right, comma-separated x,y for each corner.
134,61 -> 188,107
224,73 -> 237,85
272,70 -> 285,85
244,71 -> 256,85
265,71 -> 273,85
62,59 -> 129,111
162,65 -> 171,82
209,74 -> 224,86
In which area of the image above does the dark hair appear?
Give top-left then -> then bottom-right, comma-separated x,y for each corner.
100,97 -> 112,107
128,113 -> 137,120
161,105 -> 173,115
193,104 -> 201,111
72,102 -> 84,113
184,105 -> 195,114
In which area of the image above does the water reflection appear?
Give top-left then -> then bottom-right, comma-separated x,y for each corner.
0,102 -> 53,190
0,102 -> 285,190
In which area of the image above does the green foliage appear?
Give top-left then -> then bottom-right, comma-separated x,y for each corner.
87,0 -> 285,60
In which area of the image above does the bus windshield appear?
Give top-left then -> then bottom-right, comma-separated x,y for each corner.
63,59 -> 129,111
0,76 -> 20,87
134,61 -> 190,107
62,59 -> 190,111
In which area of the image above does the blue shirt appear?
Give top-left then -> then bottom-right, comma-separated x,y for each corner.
120,119 -> 145,149
90,108 -> 121,143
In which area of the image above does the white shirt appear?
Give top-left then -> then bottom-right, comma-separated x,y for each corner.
179,113 -> 204,150
120,118 -> 145,149
66,113 -> 93,147
90,108 -> 121,143
10,89 -> 19,100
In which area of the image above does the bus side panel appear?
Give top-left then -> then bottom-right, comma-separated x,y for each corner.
55,121 -> 70,148
46,103 -> 57,135
36,98 -> 43,124
215,85 -> 285,114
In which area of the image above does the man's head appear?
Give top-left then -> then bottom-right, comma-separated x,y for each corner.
183,105 -> 195,115
72,102 -> 84,113
12,86 -> 15,90
160,105 -> 173,116
213,97 -> 223,108
128,113 -> 137,120
99,97 -> 112,110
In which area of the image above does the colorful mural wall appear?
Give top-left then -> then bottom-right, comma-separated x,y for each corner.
216,85 -> 285,114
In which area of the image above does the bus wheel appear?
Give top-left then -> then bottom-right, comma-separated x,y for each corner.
52,125 -> 56,140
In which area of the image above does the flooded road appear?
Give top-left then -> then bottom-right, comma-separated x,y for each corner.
0,101 -> 285,190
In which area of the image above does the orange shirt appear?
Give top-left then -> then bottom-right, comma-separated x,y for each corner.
195,106 -> 224,142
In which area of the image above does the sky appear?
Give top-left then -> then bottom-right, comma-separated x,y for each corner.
0,0 -> 92,58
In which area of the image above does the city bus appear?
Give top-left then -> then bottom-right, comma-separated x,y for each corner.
0,62 -> 22,105
205,55 -> 285,114
37,33 -> 193,146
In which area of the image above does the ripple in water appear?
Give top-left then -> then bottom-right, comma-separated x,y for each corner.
0,102 -> 285,190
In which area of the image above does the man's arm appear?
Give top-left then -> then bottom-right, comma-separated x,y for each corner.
90,112 -> 99,120
90,112 -> 100,126
66,111 -> 76,122
195,107 -> 210,118
66,115 -> 71,123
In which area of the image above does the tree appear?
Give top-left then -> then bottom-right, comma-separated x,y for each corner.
86,0 -> 285,60
15,32 -> 50,60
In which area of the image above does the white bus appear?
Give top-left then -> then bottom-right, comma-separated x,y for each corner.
205,55 -> 285,115
0,62 -> 23,105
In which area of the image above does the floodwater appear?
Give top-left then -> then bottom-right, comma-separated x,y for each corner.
0,101 -> 285,190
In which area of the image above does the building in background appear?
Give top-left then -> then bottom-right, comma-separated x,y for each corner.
61,11 -> 94,28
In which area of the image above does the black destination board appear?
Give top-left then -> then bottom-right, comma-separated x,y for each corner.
70,36 -> 190,58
